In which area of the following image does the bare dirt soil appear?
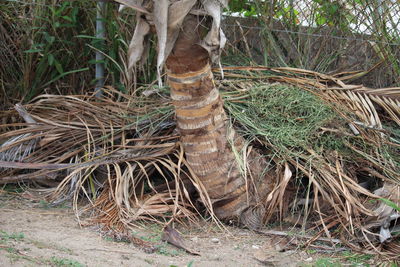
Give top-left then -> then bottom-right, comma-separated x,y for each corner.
0,191 -> 367,267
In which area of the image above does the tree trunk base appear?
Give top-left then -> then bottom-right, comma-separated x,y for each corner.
165,15 -> 275,229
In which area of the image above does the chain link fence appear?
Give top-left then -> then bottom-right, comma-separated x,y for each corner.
223,0 -> 400,88
1,0 -> 399,95
291,0 -> 399,37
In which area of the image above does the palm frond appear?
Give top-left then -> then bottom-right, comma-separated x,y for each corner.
0,70 -> 399,256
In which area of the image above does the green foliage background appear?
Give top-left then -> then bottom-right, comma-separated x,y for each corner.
0,0 -> 398,106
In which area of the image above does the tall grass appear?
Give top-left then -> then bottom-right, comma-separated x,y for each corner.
1,0 -> 398,107
0,0 -> 159,107
1,1 -> 94,102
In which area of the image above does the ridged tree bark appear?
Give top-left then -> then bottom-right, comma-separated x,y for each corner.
166,15 -> 272,229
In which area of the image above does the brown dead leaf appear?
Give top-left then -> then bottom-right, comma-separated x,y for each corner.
254,248 -> 299,267
113,0 -> 150,14
253,249 -> 279,266
161,225 -> 200,255
264,236 -> 292,252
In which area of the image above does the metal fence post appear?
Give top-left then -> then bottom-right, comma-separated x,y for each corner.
95,0 -> 106,98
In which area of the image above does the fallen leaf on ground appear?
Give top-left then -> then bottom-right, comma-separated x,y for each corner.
162,225 -> 200,256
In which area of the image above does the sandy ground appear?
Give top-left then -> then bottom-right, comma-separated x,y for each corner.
0,191 -> 344,267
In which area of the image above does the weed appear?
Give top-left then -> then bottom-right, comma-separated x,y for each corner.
306,249 -> 317,254
103,236 -> 114,242
0,230 -> 25,242
49,256 -> 85,267
5,247 -> 17,253
35,199 -> 69,210
156,243 -> 181,257
6,253 -> 38,265
38,200 -> 51,209
314,258 -> 342,267
341,251 -> 373,266
379,198 -> 400,213
1,184 -> 25,194
138,232 -> 162,243
132,223 -> 163,243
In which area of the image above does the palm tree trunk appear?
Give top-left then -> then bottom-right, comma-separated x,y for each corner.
166,15 -> 272,229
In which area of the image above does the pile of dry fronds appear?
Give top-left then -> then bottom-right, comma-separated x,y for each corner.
0,69 -> 399,257
218,67 -> 400,255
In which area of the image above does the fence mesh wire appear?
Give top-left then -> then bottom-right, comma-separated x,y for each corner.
223,0 -> 400,87
291,0 -> 400,38
1,0 -> 399,90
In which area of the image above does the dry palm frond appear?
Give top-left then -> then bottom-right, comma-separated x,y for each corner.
0,87 -> 219,231
0,104 -> 39,163
0,88 -> 194,222
90,152 -> 209,230
0,68 -> 399,256
217,66 -> 400,130
217,66 -> 399,256
0,133 -> 38,163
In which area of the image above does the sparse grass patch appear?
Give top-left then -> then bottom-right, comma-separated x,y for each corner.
38,199 -> 52,210
132,223 -> 163,243
0,230 -> 25,243
1,184 -> 26,194
302,253 -> 375,267
137,231 -> 162,243
0,229 -> 78,265
48,256 -> 85,267
29,239 -> 74,254
6,253 -> 39,265
341,251 -> 374,266
313,258 -> 342,267
35,199 -> 70,210
156,243 -> 182,257
4,247 -> 17,253
0,233 -> 44,265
